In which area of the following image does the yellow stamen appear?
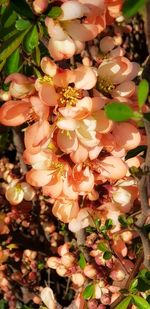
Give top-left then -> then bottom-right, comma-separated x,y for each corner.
38,75 -> 53,85
50,162 -> 64,176
59,86 -> 81,107
97,78 -> 115,96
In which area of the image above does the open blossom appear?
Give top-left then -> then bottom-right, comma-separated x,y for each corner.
45,0 -> 106,60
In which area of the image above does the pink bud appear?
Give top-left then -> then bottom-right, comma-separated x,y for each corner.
110,269 -> 125,281
47,257 -> 60,269
61,253 -> 75,268
84,264 -> 97,279
56,264 -> 67,277
57,243 -> 70,257
71,273 -> 85,287
33,0 -> 48,14
41,57 -> 57,77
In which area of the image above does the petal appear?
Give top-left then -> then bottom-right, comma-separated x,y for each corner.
74,66 -> 97,90
112,81 -> 135,98
43,175 -> 63,198
0,100 -> 30,126
59,1 -> 86,21
63,177 -> 78,200
48,37 -> 76,61
5,73 -> 31,85
70,143 -> 88,163
112,123 -> 141,151
93,110 -> 114,133
99,156 -> 127,180
57,118 -> 79,130
30,96 -> 49,119
65,21 -> 99,42
24,120 -> 51,152
39,84 -> 59,106
57,130 -> 78,153
41,57 -> 57,77
99,36 -> 115,53
26,169 -> 53,187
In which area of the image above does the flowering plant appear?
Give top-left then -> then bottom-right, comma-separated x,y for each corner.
0,0 -> 150,308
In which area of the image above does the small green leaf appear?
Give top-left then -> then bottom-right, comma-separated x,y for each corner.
138,79 -> 149,110
5,48 -> 20,75
115,296 -> 132,309
103,251 -> 112,260
1,4 -> 17,27
104,102 -> 133,122
0,27 -> 31,62
15,19 -> 31,31
23,25 -> 39,54
0,299 -> 8,309
11,0 -> 34,19
47,6 -> 63,19
125,145 -> 147,160
123,0 -> 148,18
78,252 -> 87,270
98,242 -> 107,252
32,46 -> 41,66
132,295 -> 150,309
118,215 -> 128,227
129,278 -> 138,293
82,284 -> 95,300
105,219 -> 113,229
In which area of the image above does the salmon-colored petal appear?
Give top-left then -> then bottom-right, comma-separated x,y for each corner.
30,96 -> 49,119
88,145 -> 103,160
57,130 -> 78,153
41,57 -> 57,77
63,177 -> 78,200
99,156 -> 127,180
112,81 -> 135,98
5,73 -> 31,85
112,123 -> 141,151
59,97 -> 92,120
39,84 -> 59,106
52,199 -> 79,223
57,118 -> 79,130
48,36 -> 76,61
24,120 -> 51,152
0,100 -> 30,126
65,21 -> 100,42
53,69 -> 75,88
93,110 -> 114,133
43,175 -> 63,198
26,169 -> 53,187
74,66 -> 97,90
70,143 -> 88,163
99,36 -> 115,53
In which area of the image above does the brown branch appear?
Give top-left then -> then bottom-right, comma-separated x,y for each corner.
110,253 -> 144,309
12,128 -> 28,175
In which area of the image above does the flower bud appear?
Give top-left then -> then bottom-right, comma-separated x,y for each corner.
56,264 -> 67,277
84,264 -> 97,279
33,0 -> 48,14
110,269 -> 125,281
94,284 -> 102,299
21,182 -> 35,201
41,57 -> 57,77
58,243 -> 70,256
112,187 -> 131,207
61,253 -> 75,268
47,257 -> 60,269
41,287 -> 56,309
71,273 -> 85,287
5,185 -> 24,205
0,90 -> 11,101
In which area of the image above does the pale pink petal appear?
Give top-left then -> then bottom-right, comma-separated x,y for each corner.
63,177 -> 78,200
99,36 -> 115,53
65,21 -> 100,42
26,169 -> 53,187
41,57 -> 57,77
109,46 -> 124,57
59,97 -> 92,120
88,145 -> 103,160
43,176 -> 63,198
74,66 -> 97,90
99,156 -> 127,180
57,118 -> 78,130
48,36 -> 76,61
59,1 -> 86,21
70,143 -> 88,163
112,81 -> 135,98
57,130 -> 78,153
30,96 -> 49,119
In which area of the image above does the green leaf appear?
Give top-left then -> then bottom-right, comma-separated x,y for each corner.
125,145 -> 147,160
98,242 -> 107,252
82,284 -> 95,300
1,4 -> 17,27
129,278 -> 138,293
123,0 -> 148,18
5,48 -> 20,75
0,299 -> 8,309
105,219 -> 113,229
104,102 -> 133,122
15,19 -> 31,31
132,295 -> 150,309
144,112 -> 150,122
115,296 -> 132,309
138,79 -> 149,110
78,252 -> 87,269
103,251 -> 112,260
32,46 -> 41,66
23,25 -> 39,54
0,27 -> 31,62
47,6 -> 63,19
118,215 -> 128,227
11,0 -> 34,19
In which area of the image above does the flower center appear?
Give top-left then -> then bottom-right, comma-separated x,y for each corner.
59,86 -> 81,106
50,161 -> 64,176
38,75 -> 53,85
97,78 -> 115,97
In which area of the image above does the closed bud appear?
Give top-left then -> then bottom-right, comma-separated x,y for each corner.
58,243 -> 70,256
71,273 -> 85,287
33,0 -> 48,14
5,185 -> 24,205
84,264 -> 97,279
21,182 -> 35,201
61,253 -> 75,268
47,257 -> 60,269
56,264 -> 67,277
112,187 -> 131,207
110,269 -> 125,281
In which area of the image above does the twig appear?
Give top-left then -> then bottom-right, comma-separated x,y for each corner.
110,253 -> 144,309
12,128 -> 28,175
